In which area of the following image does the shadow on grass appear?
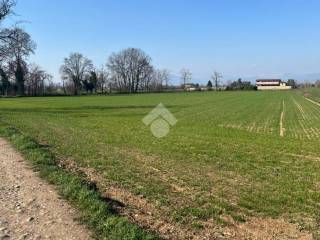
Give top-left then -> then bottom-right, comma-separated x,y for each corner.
84,180 -> 126,215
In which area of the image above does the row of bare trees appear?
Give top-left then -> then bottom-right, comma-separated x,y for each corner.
0,0 -> 222,96
180,68 -> 223,91
60,48 -> 172,95
59,48 -> 226,95
0,0 -> 53,96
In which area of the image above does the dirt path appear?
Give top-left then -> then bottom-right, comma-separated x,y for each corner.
0,138 -> 92,240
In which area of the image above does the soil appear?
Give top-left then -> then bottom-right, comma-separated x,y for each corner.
0,138 -> 92,240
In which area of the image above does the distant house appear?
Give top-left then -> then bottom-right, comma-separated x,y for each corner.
184,83 -> 199,91
256,79 -> 292,90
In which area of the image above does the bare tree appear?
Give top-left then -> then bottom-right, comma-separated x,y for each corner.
60,53 -> 93,95
26,63 -> 52,96
0,1 -> 54,97
157,69 -> 170,90
0,63 -> 9,95
150,69 -> 171,91
180,68 -> 192,89
303,81 -> 312,89
90,70 -> 98,93
211,71 -> 222,91
0,1 -> 20,96
2,28 -> 36,95
6,28 -> 35,58
0,0 -> 15,56
149,71 -> 162,92
163,70 -> 171,89
107,48 -> 153,93
97,66 -> 109,93
44,78 -> 57,95
0,0 -> 15,22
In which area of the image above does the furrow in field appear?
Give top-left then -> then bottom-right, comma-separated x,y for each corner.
293,99 -> 307,121
298,120 -> 311,140
256,126 -> 263,134
263,119 -> 270,134
298,97 -> 320,139
305,97 -> 320,107
219,93 -> 279,136
301,102 -> 320,127
249,122 -> 256,132
311,127 -> 320,138
291,97 -> 320,139
302,98 -> 320,122
293,126 -> 299,139
292,98 -> 312,139
305,100 -> 320,137
281,152 -> 320,162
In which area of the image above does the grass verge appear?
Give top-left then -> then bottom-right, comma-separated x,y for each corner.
0,124 -> 159,240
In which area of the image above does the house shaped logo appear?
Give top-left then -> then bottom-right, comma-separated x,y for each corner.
142,103 -> 177,138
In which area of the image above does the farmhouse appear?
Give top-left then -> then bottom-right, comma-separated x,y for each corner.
256,79 -> 292,90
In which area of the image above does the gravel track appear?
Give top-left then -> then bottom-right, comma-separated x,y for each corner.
0,138 -> 92,240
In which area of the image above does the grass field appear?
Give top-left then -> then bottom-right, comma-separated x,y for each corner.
1,90 -> 320,238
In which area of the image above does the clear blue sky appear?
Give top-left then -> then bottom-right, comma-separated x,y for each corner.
11,0 -> 320,83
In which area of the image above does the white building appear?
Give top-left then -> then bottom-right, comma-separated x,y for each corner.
256,79 -> 292,90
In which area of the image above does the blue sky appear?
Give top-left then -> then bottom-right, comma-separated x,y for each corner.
10,0 -> 320,83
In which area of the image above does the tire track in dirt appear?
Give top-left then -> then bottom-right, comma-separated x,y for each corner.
280,100 -> 285,137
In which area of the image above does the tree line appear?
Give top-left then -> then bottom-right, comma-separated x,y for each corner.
0,0 -> 265,97
60,49 -> 173,95
59,49 -> 229,95
0,0 -> 53,96
0,1 -> 302,97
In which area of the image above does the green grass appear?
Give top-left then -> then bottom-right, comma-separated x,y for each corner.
303,87 -> 320,102
0,91 -> 320,237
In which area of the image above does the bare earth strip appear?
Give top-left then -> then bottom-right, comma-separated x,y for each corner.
280,100 -> 285,137
282,152 -> 320,162
0,138 -> 92,240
